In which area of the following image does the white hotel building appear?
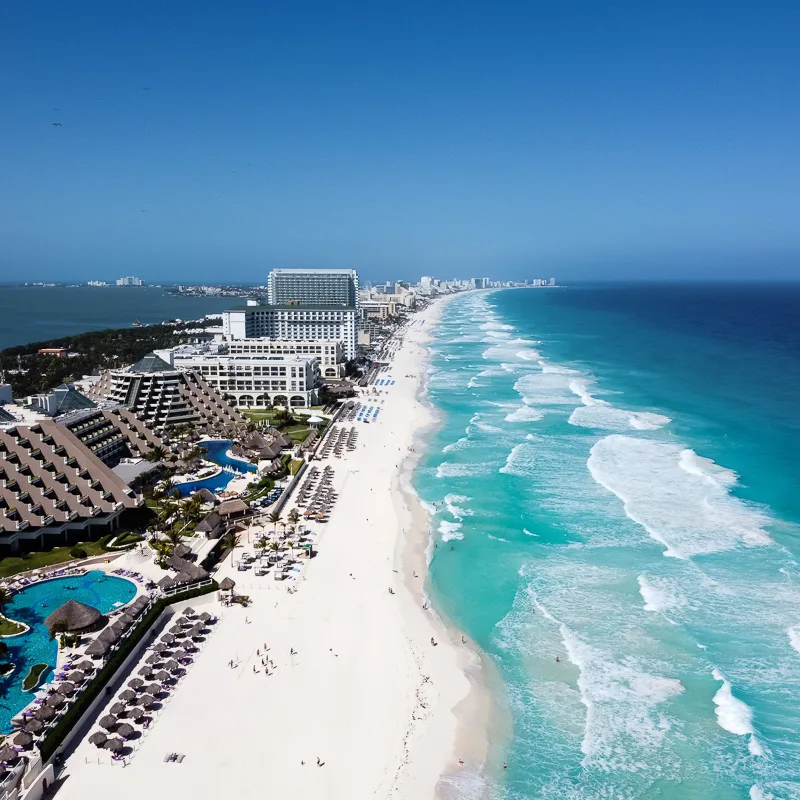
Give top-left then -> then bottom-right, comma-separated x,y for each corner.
221,305 -> 358,360
169,346 -> 320,409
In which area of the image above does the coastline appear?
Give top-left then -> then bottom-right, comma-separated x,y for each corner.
389,293 -> 495,799
50,292 -> 492,800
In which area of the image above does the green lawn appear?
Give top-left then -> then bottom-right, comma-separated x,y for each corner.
0,539 -> 112,579
22,663 -> 49,692
0,615 -> 26,636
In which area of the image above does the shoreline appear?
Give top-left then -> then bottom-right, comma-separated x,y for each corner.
49,292 -> 494,800
392,293 -> 497,799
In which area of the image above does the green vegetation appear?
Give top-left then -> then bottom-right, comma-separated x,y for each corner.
23,663 -> 49,692
107,531 -> 144,549
39,581 -> 217,761
0,320 -> 217,398
0,614 -> 26,637
69,547 -> 87,559
0,534 -> 117,579
242,409 -> 329,443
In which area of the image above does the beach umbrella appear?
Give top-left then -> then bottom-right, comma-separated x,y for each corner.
88,731 -> 107,748
57,682 -> 76,696
127,706 -> 144,720
154,670 -> 170,682
99,715 -> 118,731
164,660 -> 180,672
182,607 -> 196,616
86,639 -> 110,657
0,746 -> 18,763
104,737 -> 124,753
66,670 -> 86,684
34,706 -> 55,722
199,612 -> 212,622
137,666 -> 153,678
147,653 -> 163,664
168,625 -> 182,635
119,689 -> 137,703
136,694 -> 155,707
117,723 -> 135,739
172,649 -> 186,660
46,693 -> 66,708
160,634 -> 175,645
145,682 -> 161,695
24,719 -> 44,735
110,703 -> 127,716
128,678 -> 144,691
13,732 -> 33,749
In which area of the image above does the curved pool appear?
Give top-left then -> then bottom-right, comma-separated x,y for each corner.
175,439 -> 256,497
0,570 -> 137,732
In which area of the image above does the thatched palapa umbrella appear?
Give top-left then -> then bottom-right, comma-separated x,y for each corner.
137,666 -> 153,678
44,599 -> 102,634
13,732 -> 33,749
119,689 -> 137,703
66,670 -> 86,684
164,660 -> 180,673
89,731 -> 107,748
99,714 -> 118,731
104,737 -> 124,754
86,639 -> 111,658
160,634 -> 175,645
34,705 -> 56,722
0,745 -> 18,763
117,723 -> 135,739
127,706 -> 144,720
74,660 -> 94,673
128,678 -> 144,691
57,682 -> 76,696
46,693 -> 66,708
199,612 -> 212,622
146,683 -> 162,696
136,694 -> 155,707
24,719 -> 44,735
98,627 -> 120,645
154,670 -> 170,682
182,607 -> 196,616
110,703 -> 127,716
172,649 -> 186,660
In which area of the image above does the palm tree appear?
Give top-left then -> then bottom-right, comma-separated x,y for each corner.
164,528 -> 184,554
145,444 -> 167,463
49,619 -> 70,641
267,510 -> 281,536
288,508 -> 300,526
267,540 -> 280,561
221,530 -> 241,554
0,587 -> 9,618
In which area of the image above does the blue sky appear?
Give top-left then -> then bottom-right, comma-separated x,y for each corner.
2,1 -> 799,283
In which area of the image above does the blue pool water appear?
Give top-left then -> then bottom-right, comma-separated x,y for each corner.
415,285 -> 800,800
0,570 -> 137,732
175,439 -> 256,497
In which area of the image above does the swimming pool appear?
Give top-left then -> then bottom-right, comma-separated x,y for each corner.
0,570 -> 137,733
175,439 -> 256,497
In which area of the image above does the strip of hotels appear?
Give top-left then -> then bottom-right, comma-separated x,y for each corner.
0,270 -> 542,799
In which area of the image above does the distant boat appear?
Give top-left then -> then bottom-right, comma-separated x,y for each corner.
132,320 -> 143,327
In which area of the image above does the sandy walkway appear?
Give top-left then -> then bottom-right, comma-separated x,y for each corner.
54,296 -> 482,800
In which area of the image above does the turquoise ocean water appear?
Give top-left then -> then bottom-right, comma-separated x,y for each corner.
414,285 -> 800,800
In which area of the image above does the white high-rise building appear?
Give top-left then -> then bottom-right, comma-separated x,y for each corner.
267,268 -> 359,308
116,276 -> 144,286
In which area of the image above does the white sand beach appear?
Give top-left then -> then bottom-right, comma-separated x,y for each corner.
54,295 -> 487,800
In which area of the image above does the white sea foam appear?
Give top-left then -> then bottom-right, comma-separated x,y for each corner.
505,405 -> 545,423
711,668 -> 763,755
566,378 -> 672,431
479,321 -> 514,331
678,449 -> 739,486
637,575 -> 682,615
500,442 -> 536,476
487,534 -> 509,543
788,626 -> 800,655
559,623 -> 684,769
438,520 -> 463,541
588,435 -> 772,558
441,436 -> 470,454
749,787 -> 775,800
523,528 -> 538,536
444,494 -> 473,520
436,461 -> 489,478
514,372 -> 581,406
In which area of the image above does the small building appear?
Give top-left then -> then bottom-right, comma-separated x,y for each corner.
196,511 -> 224,539
44,599 -> 103,634
37,348 -> 69,359
217,498 -> 250,520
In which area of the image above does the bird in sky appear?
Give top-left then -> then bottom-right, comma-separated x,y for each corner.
51,122 -> 62,126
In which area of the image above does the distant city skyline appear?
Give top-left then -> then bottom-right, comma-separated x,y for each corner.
2,2 -> 800,283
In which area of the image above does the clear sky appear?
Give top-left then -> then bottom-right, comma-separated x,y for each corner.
2,1 -> 799,283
